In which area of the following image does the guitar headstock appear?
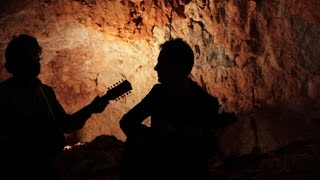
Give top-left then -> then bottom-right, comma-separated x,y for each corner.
102,79 -> 132,101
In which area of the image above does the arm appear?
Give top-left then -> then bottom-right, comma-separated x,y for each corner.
120,85 -> 157,137
43,85 -> 108,133
63,96 -> 108,133
204,96 -> 237,130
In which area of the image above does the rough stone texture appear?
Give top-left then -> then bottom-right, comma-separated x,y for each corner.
0,0 -> 319,155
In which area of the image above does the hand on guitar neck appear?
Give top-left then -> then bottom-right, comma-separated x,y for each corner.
88,79 -> 132,114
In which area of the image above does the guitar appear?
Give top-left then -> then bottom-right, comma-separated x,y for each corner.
100,79 -> 132,102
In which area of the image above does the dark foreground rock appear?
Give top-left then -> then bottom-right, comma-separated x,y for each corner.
55,118 -> 320,179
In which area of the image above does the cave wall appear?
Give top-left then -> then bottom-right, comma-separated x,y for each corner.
0,0 -> 319,155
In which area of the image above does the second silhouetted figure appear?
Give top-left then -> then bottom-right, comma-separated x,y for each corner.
120,38 -> 236,179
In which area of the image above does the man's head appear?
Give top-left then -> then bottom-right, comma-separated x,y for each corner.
154,38 -> 194,84
4,34 -> 42,78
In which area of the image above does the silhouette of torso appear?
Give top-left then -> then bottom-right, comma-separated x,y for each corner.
120,80 -> 220,179
0,77 -> 67,179
0,77 -> 66,152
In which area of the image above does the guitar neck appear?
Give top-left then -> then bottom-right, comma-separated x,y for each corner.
100,93 -> 112,103
99,80 -> 132,102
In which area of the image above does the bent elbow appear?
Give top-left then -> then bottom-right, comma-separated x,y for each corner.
119,117 -> 130,135
119,118 -> 126,131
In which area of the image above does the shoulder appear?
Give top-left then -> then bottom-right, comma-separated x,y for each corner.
148,83 -> 165,95
150,83 -> 163,91
39,81 -> 56,97
140,83 -> 167,103
40,83 -> 54,91
190,81 -> 220,110
0,77 -> 14,87
0,78 -> 14,97
0,78 -> 9,89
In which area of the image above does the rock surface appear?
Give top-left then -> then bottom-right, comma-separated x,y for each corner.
0,0 -> 319,155
54,119 -> 320,179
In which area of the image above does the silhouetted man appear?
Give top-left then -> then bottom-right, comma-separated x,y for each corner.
0,34 -> 109,179
120,38 -> 236,179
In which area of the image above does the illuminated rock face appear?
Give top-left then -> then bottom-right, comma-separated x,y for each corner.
0,0 -> 319,155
